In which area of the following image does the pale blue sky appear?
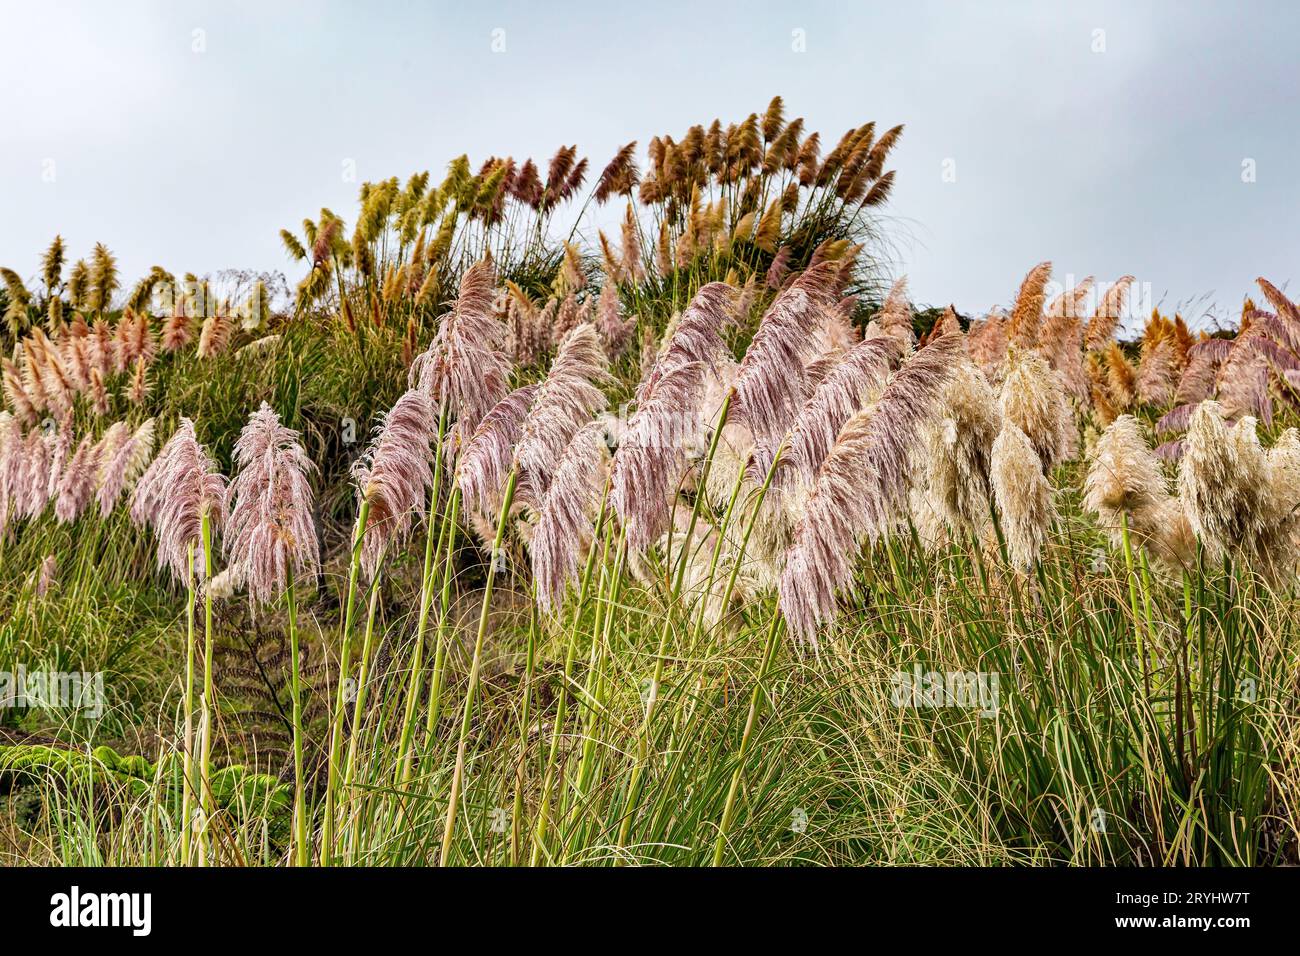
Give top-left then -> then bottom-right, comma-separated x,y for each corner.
1,0 -> 1296,328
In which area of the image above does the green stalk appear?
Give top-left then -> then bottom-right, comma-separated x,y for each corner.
1119,513 -> 1150,697
531,489 -> 610,866
180,540 -> 197,867
440,468 -> 518,866
322,496 -> 371,865
615,395 -> 731,855
425,488 -> 462,737
392,405 -> 449,785
396,405 -> 448,783
198,508 -> 216,866
712,606 -> 784,866
341,573 -> 383,861
511,601 -> 538,865
285,565 -> 308,866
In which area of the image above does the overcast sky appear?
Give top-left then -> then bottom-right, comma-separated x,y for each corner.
1,0 -> 1296,330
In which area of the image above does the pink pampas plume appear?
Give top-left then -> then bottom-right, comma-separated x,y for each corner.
610,282 -> 735,550
529,420 -> 611,612
778,334 -> 963,642
351,389 -> 437,580
130,418 -> 228,584
776,335 -> 904,485
0,412 -> 22,533
35,554 -> 57,597
54,435 -> 97,523
410,259 -> 512,447
2,359 -> 38,428
731,261 -> 840,448
595,282 -> 635,359
225,402 -> 321,606
865,276 -> 915,350
455,384 -> 538,520
514,323 -> 610,500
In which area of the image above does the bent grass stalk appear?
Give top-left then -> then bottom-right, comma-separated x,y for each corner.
322,497 -> 371,865
616,393 -> 731,855
285,564 -> 308,866
530,486 -> 609,865
440,467 -> 519,866
395,404 -> 448,783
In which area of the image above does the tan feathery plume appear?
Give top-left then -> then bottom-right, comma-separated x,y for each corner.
2,358 -> 37,427
595,282 -> 635,359
620,202 -> 644,282
866,276 -> 913,349
1006,261 -> 1051,350
990,422 -> 1055,569
778,334 -> 963,642
1136,313 -> 1182,406
198,309 -> 233,359
965,310 -> 1008,378
1085,276 -> 1136,351
1039,277 -> 1094,398
1103,341 -> 1138,411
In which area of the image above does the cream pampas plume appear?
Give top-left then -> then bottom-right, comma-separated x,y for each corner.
530,420 -> 611,611
778,334 -> 963,642
1177,401 -> 1270,561
130,418 -> 228,584
912,360 -> 1002,545
351,389 -> 437,580
611,282 -> 735,550
1006,261 -> 1051,350
410,259 -> 512,446
1085,276 -> 1136,351
990,423 -> 1055,569
999,349 -> 1074,472
224,403 -> 320,606
1083,415 -> 1196,575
